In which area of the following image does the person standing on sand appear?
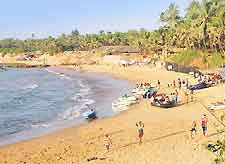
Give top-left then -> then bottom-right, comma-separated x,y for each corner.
186,78 -> 189,88
173,80 -> 176,88
184,90 -> 189,103
190,89 -> 194,102
136,121 -> 144,144
175,89 -> 179,102
178,78 -> 181,89
157,80 -> 160,89
191,121 -> 197,138
201,114 -> 208,136
104,134 -> 112,152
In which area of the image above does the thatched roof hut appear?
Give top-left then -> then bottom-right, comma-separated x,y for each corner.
96,46 -> 140,54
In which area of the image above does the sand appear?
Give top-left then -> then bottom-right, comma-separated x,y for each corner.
0,65 -> 224,164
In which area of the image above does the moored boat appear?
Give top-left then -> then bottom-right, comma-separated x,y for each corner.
83,109 -> 97,119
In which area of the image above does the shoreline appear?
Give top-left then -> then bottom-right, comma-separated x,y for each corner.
0,65 -> 224,164
0,67 -> 134,148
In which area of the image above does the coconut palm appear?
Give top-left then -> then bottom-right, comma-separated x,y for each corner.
160,3 -> 181,29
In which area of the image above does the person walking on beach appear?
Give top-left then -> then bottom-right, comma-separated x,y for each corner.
136,121 -> 144,144
157,80 -> 161,89
104,134 -> 112,152
201,114 -> 208,136
191,121 -> 197,138
173,80 -> 176,88
190,89 -> 194,102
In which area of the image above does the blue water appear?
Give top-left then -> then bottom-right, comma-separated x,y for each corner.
0,68 -> 133,146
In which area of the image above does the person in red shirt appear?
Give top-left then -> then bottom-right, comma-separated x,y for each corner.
201,114 -> 208,136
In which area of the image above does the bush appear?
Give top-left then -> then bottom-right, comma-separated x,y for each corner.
170,49 -> 201,65
170,50 -> 224,69
209,53 -> 225,68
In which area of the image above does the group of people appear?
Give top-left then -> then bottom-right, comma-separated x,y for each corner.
191,114 -> 209,138
168,78 -> 194,103
102,78 -> 210,152
103,121 -> 144,152
104,115 -> 209,152
168,78 -> 189,90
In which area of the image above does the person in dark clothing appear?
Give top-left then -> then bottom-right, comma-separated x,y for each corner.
191,121 -> 197,138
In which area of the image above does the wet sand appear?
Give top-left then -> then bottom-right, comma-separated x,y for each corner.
0,65 -> 224,164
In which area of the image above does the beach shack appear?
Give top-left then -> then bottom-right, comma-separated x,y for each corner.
98,46 -> 140,55
103,55 -> 121,65
101,46 -> 140,65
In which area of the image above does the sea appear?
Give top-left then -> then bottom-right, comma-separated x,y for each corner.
0,67 -> 133,146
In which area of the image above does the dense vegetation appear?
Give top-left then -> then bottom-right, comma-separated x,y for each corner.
169,50 -> 224,68
0,0 -> 224,56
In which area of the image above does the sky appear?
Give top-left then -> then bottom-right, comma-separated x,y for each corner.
0,0 -> 191,39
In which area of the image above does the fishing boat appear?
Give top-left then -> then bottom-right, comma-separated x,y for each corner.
83,109 -> 97,119
112,95 -> 138,109
0,66 -> 7,71
151,100 -> 177,108
208,102 -> 225,110
189,82 -> 207,90
151,93 -> 177,108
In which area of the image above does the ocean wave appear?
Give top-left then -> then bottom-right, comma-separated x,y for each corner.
31,123 -> 51,128
112,104 -> 129,112
45,68 -> 60,75
59,97 -> 96,121
59,74 -> 72,80
22,84 -> 39,90
59,80 -> 95,121
45,69 -> 72,81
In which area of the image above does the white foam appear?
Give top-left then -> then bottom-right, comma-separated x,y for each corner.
59,74 -> 72,81
45,69 -> 72,81
22,84 -> 39,90
31,123 -> 51,128
58,80 -> 95,121
112,105 -> 129,112
45,68 -> 60,75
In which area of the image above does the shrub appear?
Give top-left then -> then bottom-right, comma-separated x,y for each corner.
170,50 -> 224,69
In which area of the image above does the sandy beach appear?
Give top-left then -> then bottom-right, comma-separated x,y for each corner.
0,65 -> 224,164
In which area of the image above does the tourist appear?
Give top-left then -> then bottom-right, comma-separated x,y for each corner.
178,78 -> 181,89
190,89 -> 194,102
191,121 -> 197,138
157,80 -> 160,89
173,80 -> 176,88
175,89 -> 179,102
186,78 -> 189,88
182,80 -> 186,88
104,134 -> 112,152
201,114 -> 208,136
136,121 -> 144,144
184,90 -> 189,103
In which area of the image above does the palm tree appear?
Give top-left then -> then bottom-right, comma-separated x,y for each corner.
208,0 -> 225,52
195,0 -> 217,48
160,3 -> 181,29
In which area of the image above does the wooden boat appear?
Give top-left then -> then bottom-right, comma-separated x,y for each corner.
151,93 -> 177,108
151,100 -> 177,108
